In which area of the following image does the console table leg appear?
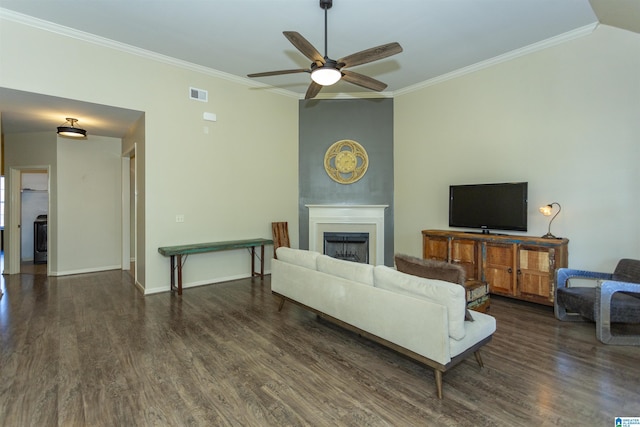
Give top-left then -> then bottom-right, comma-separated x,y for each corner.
250,245 -> 266,280
251,246 -> 256,278
176,254 -> 183,295
170,255 -> 176,292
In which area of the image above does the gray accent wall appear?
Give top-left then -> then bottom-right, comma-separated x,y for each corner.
298,98 -> 394,266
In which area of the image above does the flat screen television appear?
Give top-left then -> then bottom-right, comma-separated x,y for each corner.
449,182 -> 528,233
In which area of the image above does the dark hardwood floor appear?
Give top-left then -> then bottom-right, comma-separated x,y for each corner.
1,264 -> 638,426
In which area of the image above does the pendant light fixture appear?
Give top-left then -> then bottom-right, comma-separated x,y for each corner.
57,117 -> 87,138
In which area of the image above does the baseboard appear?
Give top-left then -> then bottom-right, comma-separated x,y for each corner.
134,280 -> 145,294
50,264 -> 122,276
143,270 -> 271,295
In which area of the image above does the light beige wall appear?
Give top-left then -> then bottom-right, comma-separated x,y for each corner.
3,132 -> 57,271
123,115 -> 145,288
4,132 -> 123,275
56,135 -> 122,274
395,25 -> 640,271
0,17 -> 299,292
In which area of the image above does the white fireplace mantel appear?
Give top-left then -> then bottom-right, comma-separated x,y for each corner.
307,204 -> 388,265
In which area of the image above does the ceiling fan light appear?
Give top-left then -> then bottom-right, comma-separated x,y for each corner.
57,117 -> 87,138
311,67 -> 341,86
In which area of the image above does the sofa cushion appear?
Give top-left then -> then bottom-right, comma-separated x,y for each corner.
395,254 -> 474,322
557,286 -> 640,323
317,255 -> 374,286
373,265 -> 467,340
276,247 -> 320,270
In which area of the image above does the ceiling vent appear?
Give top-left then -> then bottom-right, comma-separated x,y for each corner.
189,87 -> 208,102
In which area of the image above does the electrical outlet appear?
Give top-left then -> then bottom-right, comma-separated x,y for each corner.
176,214 -> 185,223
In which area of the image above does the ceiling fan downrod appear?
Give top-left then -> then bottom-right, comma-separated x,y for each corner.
320,0 -> 332,59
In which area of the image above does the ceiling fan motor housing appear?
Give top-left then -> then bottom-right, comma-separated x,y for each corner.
320,0 -> 332,10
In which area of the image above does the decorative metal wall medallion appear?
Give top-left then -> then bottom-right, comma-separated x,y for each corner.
324,139 -> 369,184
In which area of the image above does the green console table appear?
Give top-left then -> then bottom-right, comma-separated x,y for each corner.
158,238 -> 273,295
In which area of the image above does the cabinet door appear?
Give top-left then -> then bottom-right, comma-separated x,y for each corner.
484,243 -> 516,295
451,238 -> 479,280
519,246 -> 553,303
423,235 -> 448,262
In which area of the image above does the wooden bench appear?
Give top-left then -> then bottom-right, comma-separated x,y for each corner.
158,238 -> 273,295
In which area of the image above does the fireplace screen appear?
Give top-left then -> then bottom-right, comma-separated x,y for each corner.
323,232 -> 369,264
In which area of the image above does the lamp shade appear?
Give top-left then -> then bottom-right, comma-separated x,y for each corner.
539,205 -> 553,216
57,118 -> 87,138
311,66 -> 341,86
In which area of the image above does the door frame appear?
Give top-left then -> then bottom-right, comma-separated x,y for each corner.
6,165 -> 51,275
122,144 -> 137,284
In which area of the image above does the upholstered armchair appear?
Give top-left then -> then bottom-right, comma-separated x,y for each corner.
555,259 -> 640,345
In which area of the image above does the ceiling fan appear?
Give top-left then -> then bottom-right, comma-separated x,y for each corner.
247,0 -> 403,99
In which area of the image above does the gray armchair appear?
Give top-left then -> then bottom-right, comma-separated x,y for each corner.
555,258 -> 640,345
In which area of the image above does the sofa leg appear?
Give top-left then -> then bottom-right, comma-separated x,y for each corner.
474,350 -> 484,368
278,297 -> 285,312
434,370 -> 443,399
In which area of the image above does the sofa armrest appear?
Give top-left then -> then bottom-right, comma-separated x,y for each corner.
556,268 -> 612,289
595,280 -> 640,345
555,268 -> 613,321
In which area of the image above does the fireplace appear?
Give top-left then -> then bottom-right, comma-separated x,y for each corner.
323,232 -> 369,263
307,204 -> 387,265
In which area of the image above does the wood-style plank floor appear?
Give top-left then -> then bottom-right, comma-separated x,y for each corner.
1,266 -> 639,426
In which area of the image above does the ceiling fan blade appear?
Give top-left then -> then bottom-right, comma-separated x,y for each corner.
283,31 -> 325,65
341,70 -> 387,92
305,81 -> 323,99
247,69 -> 309,78
338,42 -> 403,68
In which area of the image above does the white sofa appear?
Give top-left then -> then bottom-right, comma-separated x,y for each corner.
271,247 -> 496,399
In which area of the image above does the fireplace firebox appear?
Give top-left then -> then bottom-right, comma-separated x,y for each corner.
323,232 -> 369,264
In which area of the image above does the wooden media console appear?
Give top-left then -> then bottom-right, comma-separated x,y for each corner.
423,230 -> 568,306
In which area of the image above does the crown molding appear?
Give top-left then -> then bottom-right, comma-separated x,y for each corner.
2,8 -> 598,101
303,91 -> 394,101
0,8 -> 299,99
393,22 -> 599,97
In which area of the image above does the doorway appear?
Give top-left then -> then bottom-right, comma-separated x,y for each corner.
6,166 -> 51,275
122,144 -> 137,286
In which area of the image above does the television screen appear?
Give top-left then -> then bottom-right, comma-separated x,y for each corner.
449,182 -> 528,233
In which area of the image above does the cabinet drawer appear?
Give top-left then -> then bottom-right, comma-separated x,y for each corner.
423,236 -> 448,261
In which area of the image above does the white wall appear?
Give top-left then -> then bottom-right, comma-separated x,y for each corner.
394,25 -> 640,271
0,15 -> 299,292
